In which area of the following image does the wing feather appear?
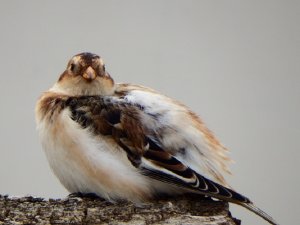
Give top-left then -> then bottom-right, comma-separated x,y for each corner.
64,95 -> 249,203
63,94 -> 279,225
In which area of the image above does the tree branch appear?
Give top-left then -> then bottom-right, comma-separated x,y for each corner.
0,194 -> 240,224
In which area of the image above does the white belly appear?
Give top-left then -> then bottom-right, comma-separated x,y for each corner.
37,109 -> 152,201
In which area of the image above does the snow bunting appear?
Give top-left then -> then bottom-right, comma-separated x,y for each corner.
35,52 -> 278,224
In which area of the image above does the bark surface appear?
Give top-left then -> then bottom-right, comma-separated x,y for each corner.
0,194 -> 241,224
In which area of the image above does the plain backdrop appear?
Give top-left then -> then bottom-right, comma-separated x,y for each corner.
0,1 -> 299,224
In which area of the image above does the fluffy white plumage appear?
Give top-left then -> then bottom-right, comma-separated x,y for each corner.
35,52 -> 278,224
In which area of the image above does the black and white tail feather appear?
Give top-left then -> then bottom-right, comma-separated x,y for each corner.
139,141 -> 279,225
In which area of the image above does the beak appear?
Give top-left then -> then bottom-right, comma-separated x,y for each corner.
82,66 -> 96,81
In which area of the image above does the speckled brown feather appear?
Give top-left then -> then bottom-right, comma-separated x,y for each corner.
36,92 -> 67,122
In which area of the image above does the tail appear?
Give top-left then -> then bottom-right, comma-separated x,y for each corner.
190,173 -> 280,225
139,142 -> 280,224
239,202 -> 279,225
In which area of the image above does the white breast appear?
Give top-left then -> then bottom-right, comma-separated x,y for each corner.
36,108 -> 152,201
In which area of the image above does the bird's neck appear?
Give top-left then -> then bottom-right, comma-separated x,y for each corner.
50,78 -> 116,96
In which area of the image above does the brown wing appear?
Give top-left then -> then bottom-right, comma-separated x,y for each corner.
64,96 -> 251,204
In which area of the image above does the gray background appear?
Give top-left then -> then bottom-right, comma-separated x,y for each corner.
0,1 -> 299,224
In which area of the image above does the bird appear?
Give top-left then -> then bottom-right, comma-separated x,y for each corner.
35,52 -> 278,225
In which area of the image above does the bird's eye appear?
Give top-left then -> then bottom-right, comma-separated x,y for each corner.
103,64 -> 106,72
70,63 -> 76,72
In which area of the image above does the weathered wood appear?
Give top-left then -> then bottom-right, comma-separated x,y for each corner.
0,194 -> 240,224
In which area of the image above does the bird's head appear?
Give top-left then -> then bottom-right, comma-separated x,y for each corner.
52,52 -> 115,96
